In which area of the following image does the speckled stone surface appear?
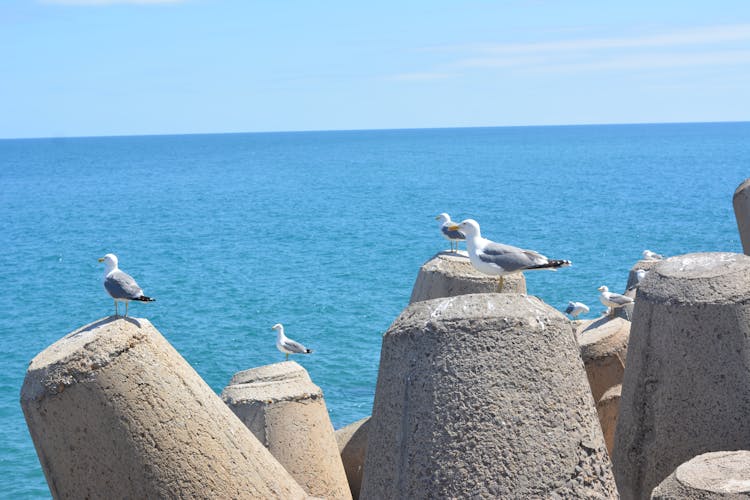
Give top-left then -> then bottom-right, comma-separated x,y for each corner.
614,253 -> 750,500
335,417 -> 371,500
409,251 -> 526,304
222,362 -> 352,500
21,317 -> 307,499
734,178 -> 750,255
361,293 -> 618,499
651,451 -> 750,499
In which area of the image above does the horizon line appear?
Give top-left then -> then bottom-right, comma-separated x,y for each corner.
2,119 -> 748,141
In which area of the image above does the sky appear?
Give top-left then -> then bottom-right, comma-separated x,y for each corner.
1,0 -> 749,138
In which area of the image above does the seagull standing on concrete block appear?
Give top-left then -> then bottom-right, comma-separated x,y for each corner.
98,253 -> 155,317
435,213 -> 465,253
272,323 -> 313,360
598,286 -> 634,317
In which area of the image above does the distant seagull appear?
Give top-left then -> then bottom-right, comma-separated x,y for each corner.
435,213 -> 465,252
449,219 -> 571,290
272,323 -> 313,360
565,301 -> 590,318
642,250 -> 664,261
598,285 -> 634,316
98,253 -> 155,317
626,269 -> 648,293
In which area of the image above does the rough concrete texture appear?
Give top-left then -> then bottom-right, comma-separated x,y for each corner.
222,361 -> 352,500
597,384 -> 621,458
20,317 -> 307,500
360,293 -> 618,499
578,316 -> 630,402
408,251 -> 526,304
335,417 -> 371,500
614,253 -> 750,500
617,259 -> 662,321
651,451 -> 750,499
734,178 -> 750,255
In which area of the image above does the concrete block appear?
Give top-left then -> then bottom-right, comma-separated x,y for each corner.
335,417 -> 370,500
577,316 -> 630,402
408,251 -> 525,304
597,384 -> 621,458
613,253 -> 750,500
651,450 -> 750,499
20,317 -> 307,499
734,178 -> 750,255
360,293 -> 617,499
222,361 -> 351,500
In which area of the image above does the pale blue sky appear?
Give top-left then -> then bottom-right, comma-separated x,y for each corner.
2,0 -> 749,138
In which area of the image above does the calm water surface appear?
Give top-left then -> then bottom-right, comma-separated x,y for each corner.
1,123 -> 748,497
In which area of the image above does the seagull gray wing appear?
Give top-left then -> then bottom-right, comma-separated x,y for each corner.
282,338 -> 311,354
565,303 -> 575,314
479,241 -> 547,271
608,293 -> 634,305
105,270 -> 144,300
441,223 -> 465,240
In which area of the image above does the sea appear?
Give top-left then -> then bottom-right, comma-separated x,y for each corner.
1,122 -> 748,497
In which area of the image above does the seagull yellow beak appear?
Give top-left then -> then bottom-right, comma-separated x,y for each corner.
447,224 -> 460,231
434,215 -> 441,220
98,257 -> 105,262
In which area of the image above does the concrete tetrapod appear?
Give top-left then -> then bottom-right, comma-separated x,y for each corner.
335,416 -> 371,500
597,384 -> 622,458
360,293 -> 617,499
734,178 -> 750,255
20,317 -> 307,499
650,451 -> 750,499
409,251 -> 526,304
577,316 -> 630,403
222,361 -> 352,500
614,253 -> 750,500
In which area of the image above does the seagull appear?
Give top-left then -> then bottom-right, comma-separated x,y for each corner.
435,213 -> 465,252
598,285 -> 634,316
272,323 -> 313,360
565,301 -> 590,318
626,269 -> 648,292
98,253 -> 155,317
448,219 -> 571,290
642,250 -> 663,261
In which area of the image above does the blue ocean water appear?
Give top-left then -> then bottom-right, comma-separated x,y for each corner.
1,123 -> 747,497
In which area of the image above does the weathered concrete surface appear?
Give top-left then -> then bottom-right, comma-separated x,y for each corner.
361,293 -> 617,499
651,451 -> 750,499
597,384 -> 621,458
20,317 -> 307,500
409,251 -> 526,303
734,178 -> 750,255
614,253 -> 750,500
617,259 -> 661,321
222,362 -> 351,500
335,417 -> 370,500
578,316 -> 630,403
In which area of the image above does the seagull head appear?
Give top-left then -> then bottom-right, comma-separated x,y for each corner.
450,219 -> 480,238
435,213 -> 450,223
597,285 -> 609,293
271,323 -> 283,333
98,253 -> 118,272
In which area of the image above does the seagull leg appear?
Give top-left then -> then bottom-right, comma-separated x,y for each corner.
125,301 -> 129,317
285,353 -> 289,361
496,276 -> 505,292
113,300 -> 118,317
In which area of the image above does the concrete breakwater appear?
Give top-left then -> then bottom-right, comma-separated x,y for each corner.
19,178 -> 750,499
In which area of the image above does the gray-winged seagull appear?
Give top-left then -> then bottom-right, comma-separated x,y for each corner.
435,213 -> 465,252
272,323 -> 313,360
98,253 -> 155,317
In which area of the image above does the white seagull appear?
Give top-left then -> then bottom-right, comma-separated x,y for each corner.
435,213 -> 465,252
98,253 -> 155,317
272,323 -> 313,360
565,301 -> 590,318
448,219 -> 571,290
642,250 -> 663,261
598,285 -> 634,316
